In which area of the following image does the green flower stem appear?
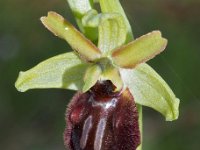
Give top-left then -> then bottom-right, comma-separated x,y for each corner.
137,105 -> 143,150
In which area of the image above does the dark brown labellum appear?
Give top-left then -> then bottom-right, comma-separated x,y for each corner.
64,81 -> 140,150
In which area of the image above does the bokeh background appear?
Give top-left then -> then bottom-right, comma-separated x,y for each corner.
0,0 -> 200,150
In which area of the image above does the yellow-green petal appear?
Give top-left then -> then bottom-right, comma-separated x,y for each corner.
15,52 -> 88,92
41,11 -> 101,61
112,31 -> 167,68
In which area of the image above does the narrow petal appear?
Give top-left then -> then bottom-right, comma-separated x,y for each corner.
41,11 -> 101,61
112,31 -> 167,68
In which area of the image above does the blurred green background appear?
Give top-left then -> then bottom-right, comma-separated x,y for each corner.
0,0 -> 200,150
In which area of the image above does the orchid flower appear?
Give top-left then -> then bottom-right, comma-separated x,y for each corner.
15,0 -> 180,150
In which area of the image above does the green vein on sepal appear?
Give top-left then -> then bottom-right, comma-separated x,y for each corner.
99,0 -> 133,42
98,13 -> 127,55
82,11 -> 127,54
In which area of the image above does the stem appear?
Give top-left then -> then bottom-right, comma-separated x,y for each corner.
137,105 -> 143,150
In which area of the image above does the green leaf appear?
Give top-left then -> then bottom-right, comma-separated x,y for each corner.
15,52 -> 88,92
120,63 -> 180,121
41,11 -> 101,61
82,64 -> 102,92
99,0 -> 133,42
98,13 -> 127,55
112,31 -> 167,69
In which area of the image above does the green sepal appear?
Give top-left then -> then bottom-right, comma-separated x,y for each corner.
98,13 -> 127,55
15,52 -> 89,92
99,0 -> 133,42
41,11 -> 101,61
112,31 -> 167,69
82,11 -> 127,54
82,64 -> 102,92
120,63 -> 180,121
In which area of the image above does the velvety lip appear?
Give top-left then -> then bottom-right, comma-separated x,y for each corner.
64,80 -> 140,150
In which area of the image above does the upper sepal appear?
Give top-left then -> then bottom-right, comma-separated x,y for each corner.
120,63 -> 180,121
99,0 -> 133,41
98,13 -> 127,55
